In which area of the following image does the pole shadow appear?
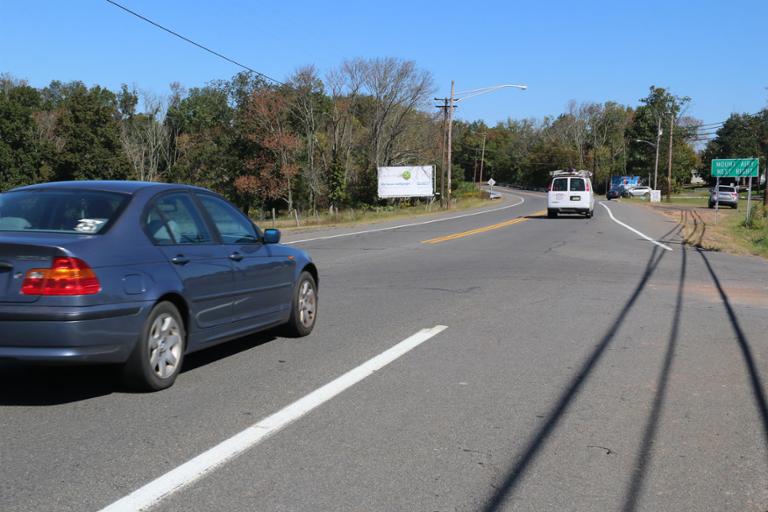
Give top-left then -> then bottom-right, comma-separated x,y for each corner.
620,244 -> 687,511
696,247 -> 768,455
480,222 -> 681,511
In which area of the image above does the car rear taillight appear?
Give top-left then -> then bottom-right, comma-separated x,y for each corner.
21,257 -> 101,296
586,181 -> 591,192
549,181 -> 554,191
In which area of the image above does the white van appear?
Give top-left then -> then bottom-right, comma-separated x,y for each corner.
547,170 -> 595,218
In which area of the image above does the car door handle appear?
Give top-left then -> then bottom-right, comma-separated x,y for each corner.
229,252 -> 244,262
171,255 -> 189,265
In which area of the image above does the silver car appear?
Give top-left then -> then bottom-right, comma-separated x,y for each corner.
709,185 -> 738,209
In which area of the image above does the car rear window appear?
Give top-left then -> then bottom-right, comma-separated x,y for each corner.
0,189 -> 130,234
569,178 -> 586,191
551,178 -> 568,191
718,187 -> 735,192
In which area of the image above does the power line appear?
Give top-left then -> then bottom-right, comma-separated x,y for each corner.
104,0 -> 284,86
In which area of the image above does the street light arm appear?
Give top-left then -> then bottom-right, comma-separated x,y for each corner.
454,84 -> 527,102
635,139 -> 657,148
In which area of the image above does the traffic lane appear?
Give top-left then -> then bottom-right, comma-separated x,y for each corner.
157,211 -> 768,511
0,192 -> 564,512
156,208 -> 652,511
91,198 -> 608,510
280,192 -> 528,245
490,244 -> 768,511
289,197 -> 548,274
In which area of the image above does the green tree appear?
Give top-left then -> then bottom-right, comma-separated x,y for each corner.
0,79 -> 50,190
54,83 -> 130,181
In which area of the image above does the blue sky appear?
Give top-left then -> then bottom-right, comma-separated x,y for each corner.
2,0 -> 766,125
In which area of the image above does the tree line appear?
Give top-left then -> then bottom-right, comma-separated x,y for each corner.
2,62 -> 766,214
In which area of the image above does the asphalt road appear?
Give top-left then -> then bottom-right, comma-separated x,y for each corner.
1,188 -> 767,511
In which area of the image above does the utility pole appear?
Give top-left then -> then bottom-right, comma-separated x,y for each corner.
446,80 -> 455,206
435,96 -> 453,206
666,113 -> 674,201
479,131 -> 487,185
653,118 -> 662,190
435,97 -> 449,205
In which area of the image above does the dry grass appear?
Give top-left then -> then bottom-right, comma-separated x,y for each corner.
651,204 -> 768,258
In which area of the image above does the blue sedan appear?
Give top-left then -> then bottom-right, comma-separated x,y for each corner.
0,181 -> 318,390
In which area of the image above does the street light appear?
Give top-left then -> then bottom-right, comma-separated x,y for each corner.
635,126 -> 663,190
436,82 -> 527,205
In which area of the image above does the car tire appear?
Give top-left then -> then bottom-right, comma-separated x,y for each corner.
122,301 -> 186,391
586,209 -> 593,218
282,271 -> 318,338
547,209 -> 557,219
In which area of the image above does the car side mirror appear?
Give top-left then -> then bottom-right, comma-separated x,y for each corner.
263,228 -> 281,244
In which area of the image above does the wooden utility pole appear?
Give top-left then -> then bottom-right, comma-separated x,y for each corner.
479,131 -> 487,184
446,80 -> 455,206
435,96 -> 451,206
666,113 -> 674,201
654,118 -> 662,190
437,98 -> 448,205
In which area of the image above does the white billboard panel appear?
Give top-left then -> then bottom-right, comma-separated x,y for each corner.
377,166 -> 434,198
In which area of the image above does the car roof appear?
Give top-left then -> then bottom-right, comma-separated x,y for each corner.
8,181 -> 208,195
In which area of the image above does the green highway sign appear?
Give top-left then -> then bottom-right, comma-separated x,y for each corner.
711,158 -> 759,178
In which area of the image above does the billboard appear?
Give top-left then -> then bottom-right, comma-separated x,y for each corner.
377,166 -> 434,198
610,176 -> 640,190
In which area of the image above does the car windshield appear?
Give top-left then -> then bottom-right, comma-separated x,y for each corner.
0,189 -> 130,234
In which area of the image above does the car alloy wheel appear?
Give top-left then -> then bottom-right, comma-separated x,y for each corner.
283,271 -> 318,337
148,313 -> 183,379
123,301 -> 186,391
297,279 -> 317,329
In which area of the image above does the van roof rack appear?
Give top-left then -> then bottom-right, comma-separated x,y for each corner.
550,169 -> 593,178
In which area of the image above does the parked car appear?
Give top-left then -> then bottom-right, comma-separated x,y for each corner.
709,185 -> 738,209
606,188 -> 621,200
629,186 -> 652,197
0,181 -> 318,390
619,185 -> 634,197
547,171 -> 595,218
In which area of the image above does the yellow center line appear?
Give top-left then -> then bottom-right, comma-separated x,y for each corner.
422,210 -> 547,244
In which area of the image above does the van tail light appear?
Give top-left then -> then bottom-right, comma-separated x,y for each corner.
586,181 -> 591,192
21,257 -> 101,296
549,181 -> 554,191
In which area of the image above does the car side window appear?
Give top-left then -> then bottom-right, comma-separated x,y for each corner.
144,193 -> 212,245
197,195 -> 259,244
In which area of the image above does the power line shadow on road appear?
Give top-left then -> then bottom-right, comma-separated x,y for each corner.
620,244 -> 687,511
696,248 -> 768,456
480,240 -> 672,511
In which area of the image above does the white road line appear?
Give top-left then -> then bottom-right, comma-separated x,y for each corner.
98,325 -> 449,512
599,202 -> 673,252
284,195 -> 525,244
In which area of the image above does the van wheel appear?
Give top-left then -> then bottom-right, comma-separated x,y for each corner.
547,209 -> 557,218
586,210 -> 593,218
123,301 -> 185,391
